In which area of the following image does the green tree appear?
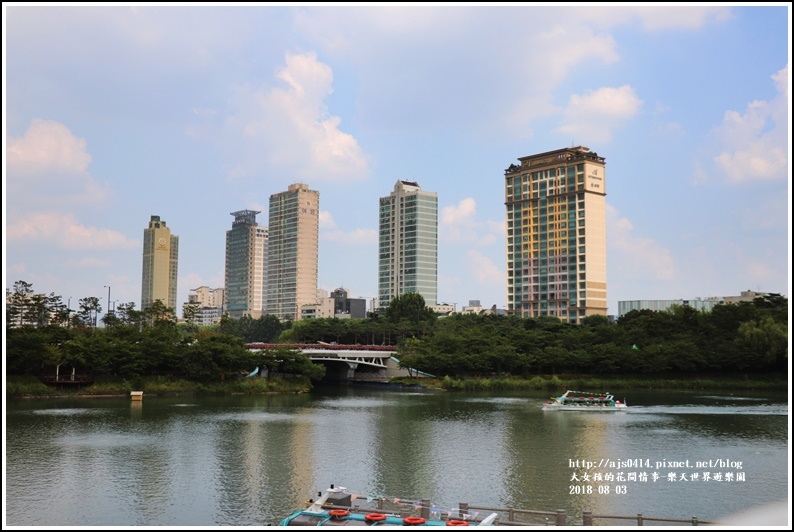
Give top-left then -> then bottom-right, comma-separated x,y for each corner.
6,280 -> 34,327
736,316 -> 788,369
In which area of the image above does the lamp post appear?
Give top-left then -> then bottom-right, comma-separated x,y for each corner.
104,285 -> 111,324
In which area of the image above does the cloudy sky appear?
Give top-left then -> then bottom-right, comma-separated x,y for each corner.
4,4 -> 790,319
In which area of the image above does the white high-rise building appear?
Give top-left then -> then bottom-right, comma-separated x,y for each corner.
377,180 -> 438,311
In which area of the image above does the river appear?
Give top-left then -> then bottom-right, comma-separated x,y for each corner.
4,386 -> 789,527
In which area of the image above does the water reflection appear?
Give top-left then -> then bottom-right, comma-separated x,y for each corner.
5,389 -> 788,527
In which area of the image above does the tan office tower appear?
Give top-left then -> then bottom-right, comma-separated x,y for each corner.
266,183 -> 319,321
225,210 -> 268,319
504,146 -> 606,323
141,215 -> 179,311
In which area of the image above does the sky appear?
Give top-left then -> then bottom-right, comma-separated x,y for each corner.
3,3 -> 791,321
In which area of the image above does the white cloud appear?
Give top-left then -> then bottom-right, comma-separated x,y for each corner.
6,212 -> 139,250
322,227 -> 378,245
607,204 -> 675,281
222,51 -> 371,182
440,198 -> 503,246
557,85 -> 643,144
711,65 -> 789,183
319,210 -> 337,230
467,249 -> 503,285
7,118 -> 92,174
319,209 -> 374,238
580,6 -> 733,31
6,119 -> 112,208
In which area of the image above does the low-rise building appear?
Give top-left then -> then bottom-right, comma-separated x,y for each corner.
617,289 -> 771,318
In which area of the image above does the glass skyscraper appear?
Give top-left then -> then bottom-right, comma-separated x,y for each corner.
378,180 -> 438,311
504,147 -> 607,323
225,210 -> 267,319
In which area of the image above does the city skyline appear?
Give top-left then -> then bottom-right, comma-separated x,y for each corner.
5,5 -> 790,319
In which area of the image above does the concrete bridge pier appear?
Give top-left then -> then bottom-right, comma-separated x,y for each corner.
346,362 -> 358,379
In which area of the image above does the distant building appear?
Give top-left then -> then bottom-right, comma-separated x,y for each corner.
617,290 -> 771,318
141,215 -> 178,310
266,183 -> 320,321
331,287 -> 368,319
301,287 -> 368,320
183,286 -> 225,326
378,180 -> 438,311
225,210 -> 268,319
429,303 -> 455,316
505,146 -> 607,323
300,298 -> 335,320
461,300 -> 483,315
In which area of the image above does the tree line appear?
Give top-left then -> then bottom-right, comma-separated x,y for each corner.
5,281 -> 788,382
5,280 -> 320,382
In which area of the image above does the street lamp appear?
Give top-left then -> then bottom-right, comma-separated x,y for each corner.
104,285 -> 111,316
103,286 -> 111,326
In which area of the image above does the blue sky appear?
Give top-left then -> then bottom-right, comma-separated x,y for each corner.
4,4 -> 791,320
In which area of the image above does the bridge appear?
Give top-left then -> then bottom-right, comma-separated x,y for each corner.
246,343 -> 420,381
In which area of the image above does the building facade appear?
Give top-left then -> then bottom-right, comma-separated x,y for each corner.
504,146 -> 607,323
225,210 -> 268,319
300,287 -> 368,320
183,286 -> 225,326
266,183 -> 320,321
330,287 -> 368,319
141,215 -> 179,310
377,180 -> 438,311
617,290 -> 771,318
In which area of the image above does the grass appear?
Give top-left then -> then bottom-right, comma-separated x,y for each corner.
8,373 -> 786,398
5,375 -> 313,398
397,373 -> 788,392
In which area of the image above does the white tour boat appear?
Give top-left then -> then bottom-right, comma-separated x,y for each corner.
542,390 -> 627,411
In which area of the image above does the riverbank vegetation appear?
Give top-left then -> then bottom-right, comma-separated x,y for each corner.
5,374 -> 313,397
6,282 -> 788,398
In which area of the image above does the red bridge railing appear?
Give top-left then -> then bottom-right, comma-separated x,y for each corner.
247,343 -> 398,352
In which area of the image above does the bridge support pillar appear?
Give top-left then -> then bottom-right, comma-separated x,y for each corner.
345,362 -> 358,379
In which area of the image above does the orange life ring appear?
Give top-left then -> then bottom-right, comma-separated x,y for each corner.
403,516 -> 426,525
328,509 -> 350,518
365,513 -> 388,522
447,520 -> 469,526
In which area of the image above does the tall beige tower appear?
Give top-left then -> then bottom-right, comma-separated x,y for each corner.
266,183 -> 319,321
141,215 -> 179,311
504,146 -> 606,323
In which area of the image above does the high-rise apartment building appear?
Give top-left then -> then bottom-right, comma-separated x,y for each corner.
266,183 -> 320,321
141,215 -> 179,311
225,210 -> 268,319
504,146 -> 607,323
378,180 -> 438,310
